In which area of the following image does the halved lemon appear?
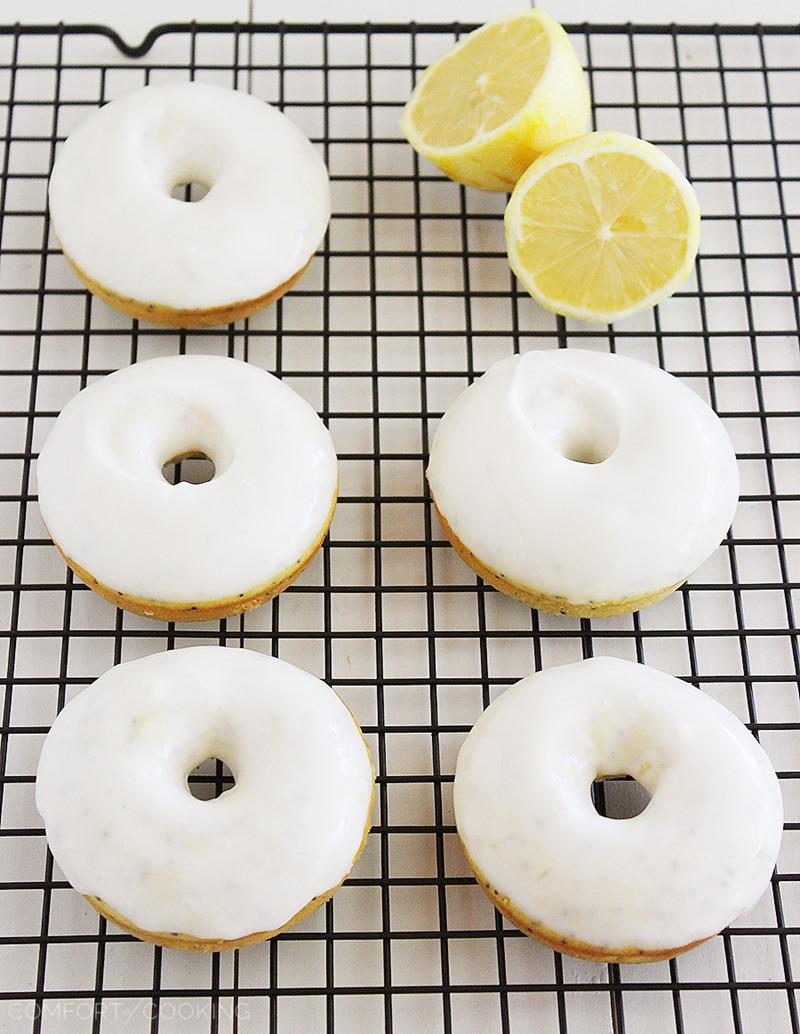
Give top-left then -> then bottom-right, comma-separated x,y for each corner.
400,10 -> 590,193
505,131 -> 701,322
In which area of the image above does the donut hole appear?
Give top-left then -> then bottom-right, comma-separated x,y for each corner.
187,756 -> 235,801
518,367 -> 620,465
591,775 -> 650,820
170,180 -> 210,202
561,434 -> 617,465
162,452 -> 216,486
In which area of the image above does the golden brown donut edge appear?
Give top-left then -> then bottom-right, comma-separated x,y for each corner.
432,498 -> 683,618
61,248 -> 312,329
459,836 -> 711,964
47,489 -> 337,623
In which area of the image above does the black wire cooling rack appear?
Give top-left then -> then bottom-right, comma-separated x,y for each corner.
0,17 -> 798,1034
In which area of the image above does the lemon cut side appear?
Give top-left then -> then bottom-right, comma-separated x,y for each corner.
400,10 -> 590,192
505,131 -> 701,322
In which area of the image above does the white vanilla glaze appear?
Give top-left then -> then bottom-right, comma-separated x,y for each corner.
427,348 -> 740,605
455,657 -> 783,953
36,355 -> 337,604
48,82 -> 330,311
36,647 -> 374,941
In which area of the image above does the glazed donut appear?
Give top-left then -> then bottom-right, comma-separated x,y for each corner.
36,647 -> 375,952
455,657 -> 783,963
427,348 -> 739,617
36,355 -> 337,622
48,82 -> 330,328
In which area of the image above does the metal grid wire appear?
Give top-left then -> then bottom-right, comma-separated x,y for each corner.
0,17 -> 798,1034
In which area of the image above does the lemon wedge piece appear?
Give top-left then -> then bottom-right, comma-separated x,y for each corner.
400,10 -> 590,192
505,131 -> 701,322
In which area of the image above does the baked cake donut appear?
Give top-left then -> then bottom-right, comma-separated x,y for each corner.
48,82 -> 330,328
455,657 -> 783,963
36,647 -> 374,951
36,355 -> 337,622
427,348 -> 739,617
